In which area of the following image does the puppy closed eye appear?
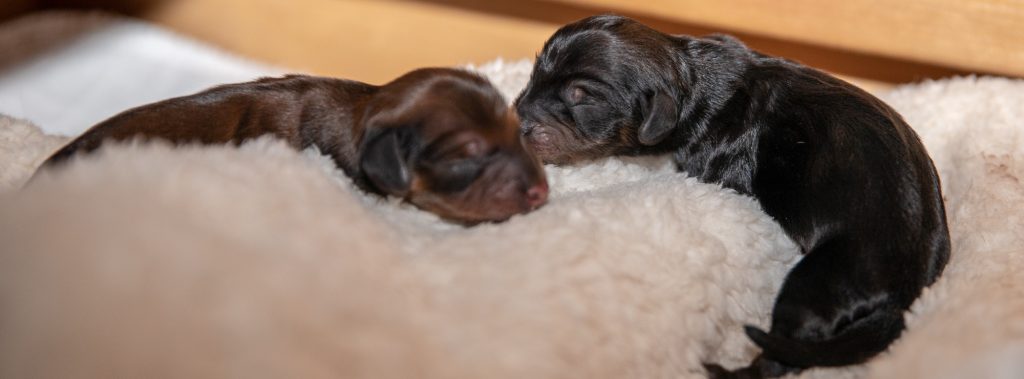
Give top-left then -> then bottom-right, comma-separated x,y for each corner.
430,136 -> 492,161
569,86 -> 587,104
566,86 -> 588,106
460,140 -> 486,158
424,148 -> 489,192
440,139 -> 492,161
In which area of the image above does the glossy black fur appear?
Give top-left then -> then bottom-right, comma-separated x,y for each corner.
515,15 -> 950,378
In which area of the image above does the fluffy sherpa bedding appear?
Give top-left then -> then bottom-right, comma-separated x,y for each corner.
2,17 -> 1024,379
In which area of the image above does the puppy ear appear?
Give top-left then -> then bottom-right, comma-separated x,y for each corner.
360,129 -> 412,197
637,91 -> 679,146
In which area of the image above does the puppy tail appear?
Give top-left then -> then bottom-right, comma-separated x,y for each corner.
744,307 -> 905,369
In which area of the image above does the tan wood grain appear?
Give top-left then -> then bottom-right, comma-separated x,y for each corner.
141,0 -> 558,84
547,0 -> 1024,77
115,0 -> 895,90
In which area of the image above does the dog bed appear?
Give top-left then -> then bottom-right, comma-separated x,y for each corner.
1,15 -> 1023,379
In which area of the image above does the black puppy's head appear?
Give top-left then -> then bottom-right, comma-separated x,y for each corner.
359,68 -> 548,224
514,15 -> 684,164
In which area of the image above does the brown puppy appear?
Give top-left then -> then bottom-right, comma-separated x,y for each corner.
35,68 -> 548,224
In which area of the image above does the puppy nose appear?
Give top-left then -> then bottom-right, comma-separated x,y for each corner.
525,182 -> 549,208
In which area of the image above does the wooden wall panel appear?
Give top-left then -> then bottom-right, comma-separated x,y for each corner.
4,0 -> 1012,90
140,0 -> 558,84
547,0 -> 1024,77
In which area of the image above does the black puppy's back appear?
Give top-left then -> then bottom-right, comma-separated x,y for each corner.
681,53 -> 949,371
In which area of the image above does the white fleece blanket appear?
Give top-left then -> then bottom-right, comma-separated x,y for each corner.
1,19 -> 1023,379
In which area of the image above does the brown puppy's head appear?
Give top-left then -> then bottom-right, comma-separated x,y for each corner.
358,68 -> 548,224
514,15 -> 685,165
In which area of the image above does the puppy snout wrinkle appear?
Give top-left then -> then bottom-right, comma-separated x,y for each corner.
521,120 -> 539,136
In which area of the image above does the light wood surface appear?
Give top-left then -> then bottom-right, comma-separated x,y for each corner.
142,0 -> 558,84
7,0 -> 1021,85
548,0 -> 1024,77
15,0 -> 1012,91
133,0 -> 905,90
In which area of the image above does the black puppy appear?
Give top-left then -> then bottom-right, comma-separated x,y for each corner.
515,15 -> 949,378
35,68 -> 548,224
